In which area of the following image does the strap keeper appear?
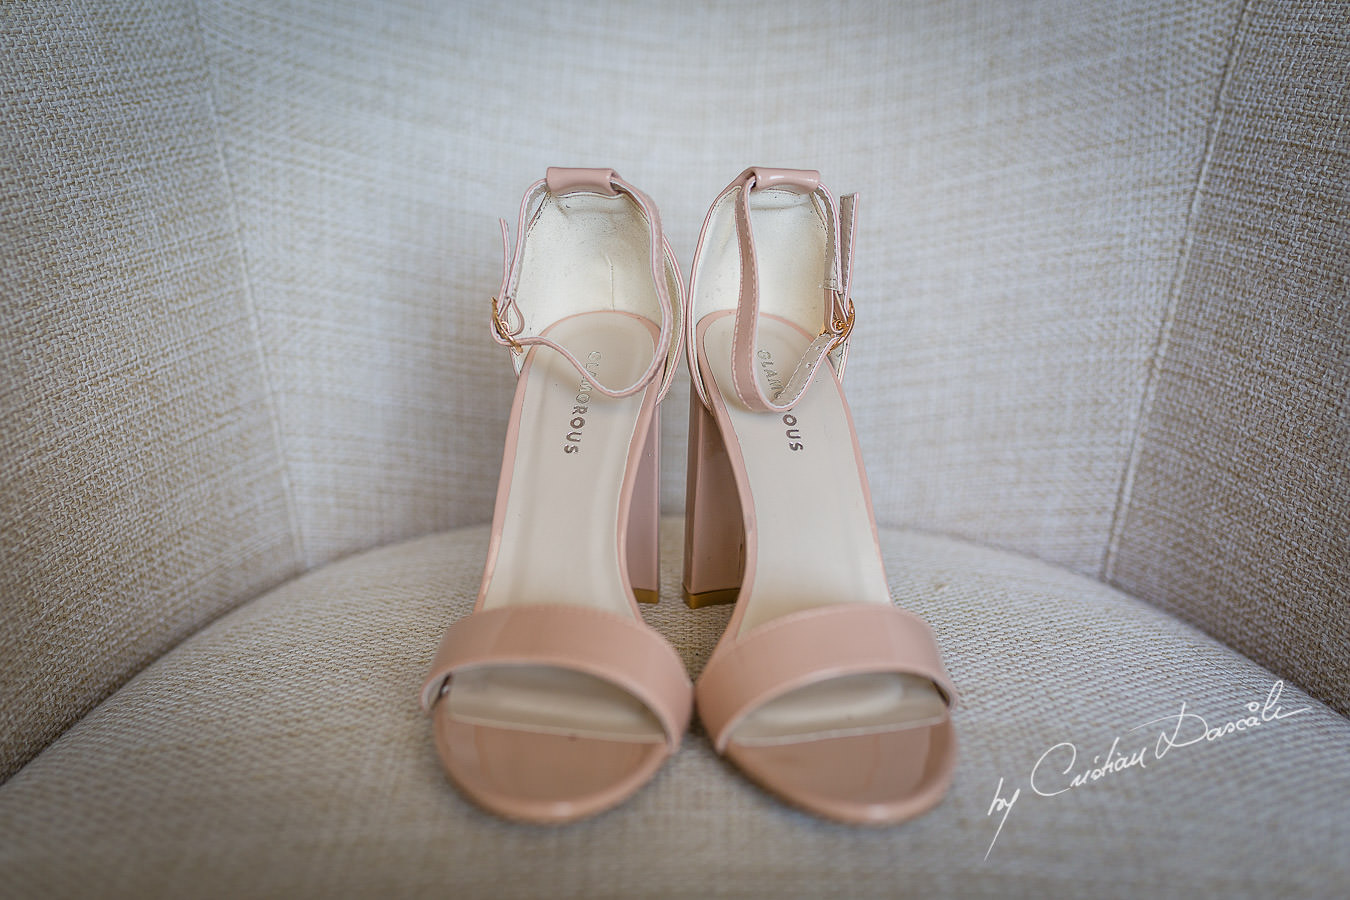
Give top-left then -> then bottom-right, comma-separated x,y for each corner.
546,167 -> 620,197
746,167 -> 821,193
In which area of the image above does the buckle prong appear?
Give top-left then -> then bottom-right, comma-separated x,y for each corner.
822,299 -> 855,349
491,296 -> 523,355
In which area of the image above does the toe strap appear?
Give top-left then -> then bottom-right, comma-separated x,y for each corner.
695,604 -> 956,752
421,605 -> 693,750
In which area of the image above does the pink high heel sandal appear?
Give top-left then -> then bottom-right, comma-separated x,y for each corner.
421,168 -> 691,823
683,167 -> 957,825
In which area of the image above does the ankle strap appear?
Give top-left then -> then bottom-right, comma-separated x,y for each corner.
694,167 -> 858,413
491,168 -> 684,401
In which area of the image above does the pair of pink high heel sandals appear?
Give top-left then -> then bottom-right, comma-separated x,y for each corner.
420,167 -> 957,825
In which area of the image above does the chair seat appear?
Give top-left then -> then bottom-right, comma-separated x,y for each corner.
2,519 -> 1346,897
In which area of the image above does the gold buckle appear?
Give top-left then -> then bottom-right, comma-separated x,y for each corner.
490,296 -> 523,355
823,300 -> 855,348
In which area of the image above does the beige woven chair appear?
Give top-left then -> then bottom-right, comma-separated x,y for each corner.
3,1 -> 1347,896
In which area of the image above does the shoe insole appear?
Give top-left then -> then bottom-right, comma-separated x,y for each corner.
446,312 -> 666,743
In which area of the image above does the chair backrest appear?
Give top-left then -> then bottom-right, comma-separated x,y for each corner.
3,0 -> 1345,781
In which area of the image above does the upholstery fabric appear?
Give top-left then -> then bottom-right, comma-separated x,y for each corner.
3,0 -> 1347,893
191,0 -> 1246,574
193,0 -> 508,569
1105,0 -> 1350,715
840,0 -> 1245,572
0,0 -> 301,778
1,522 -> 1346,898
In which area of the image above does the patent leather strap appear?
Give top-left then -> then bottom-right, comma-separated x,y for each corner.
726,167 -> 859,413
491,167 -> 684,402
421,604 -> 693,751
695,604 -> 956,753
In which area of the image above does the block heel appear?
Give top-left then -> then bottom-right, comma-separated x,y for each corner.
682,391 -> 744,608
626,408 -> 662,605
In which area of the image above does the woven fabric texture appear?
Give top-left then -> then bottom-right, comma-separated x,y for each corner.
4,0 -> 1347,815
193,0 -> 505,569
1,522 -> 1346,898
193,0 -> 1245,575
1105,0 -> 1350,714
0,1 -> 301,778
189,0 -> 1350,712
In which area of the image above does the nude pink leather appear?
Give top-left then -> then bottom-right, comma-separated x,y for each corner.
695,604 -> 957,752
545,166 -> 620,196
421,604 -> 692,750
425,169 -> 689,824
492,169 -> 683,401
683,167 -> 958,825
745,167 -> 820,192
697,167 -> 857,413
624,407 -> 662,600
